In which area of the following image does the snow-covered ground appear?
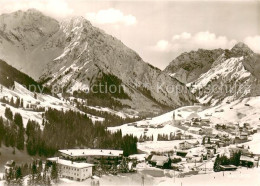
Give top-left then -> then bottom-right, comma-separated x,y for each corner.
137,140 -> 199,154
199,96 -> 260,127
40,166 -> 260,186
108,105 -> 204,140
0,82 -> 122,127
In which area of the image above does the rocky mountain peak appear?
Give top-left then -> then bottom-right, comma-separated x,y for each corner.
229,42 -> 253,57
164,48 -> 224,83
0,9 -> 59,33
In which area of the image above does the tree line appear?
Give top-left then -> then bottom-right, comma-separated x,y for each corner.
1,107 -> 138,157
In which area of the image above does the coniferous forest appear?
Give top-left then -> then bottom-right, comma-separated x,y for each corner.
0,107 -> 138,157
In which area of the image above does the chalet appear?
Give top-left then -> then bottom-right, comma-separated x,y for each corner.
179,141 -> 193,150
240,132 -> 248,140
150,155 -> 169,168
181,134 -> 193,140
171,163 -> 184,171
186,156 -> 202,163
215,109 -> 224,113
5,160 -> 15,169
47,158 -> 94,181
188,127 -> 203,135
5,160 -> 16,173
176,150 -> 188,157
187,112 -> 200,121
240,155 -> 255,168
30,103 -> 37,109
201,118 -> 210,124
202,126 -> 213,135
229,147 -> 251,156
59,149 -> 123,165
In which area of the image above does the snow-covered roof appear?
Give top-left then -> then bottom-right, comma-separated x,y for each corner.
151,155 -> 169,162
59,149 -> 123,157
187,112 -> 200,120
47,157 -> 94,168
240,155 -> 254,162
188,127 -> 202,132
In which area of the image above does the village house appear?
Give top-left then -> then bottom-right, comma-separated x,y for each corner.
47,158 -> 94,181
186,155 -> 202,163
179,141 -> 193,150
229,147 -> 251,156
59,149 -> 123,165
202,126 -> 213,135
176,150 -> 188,157
5,160 -> 15,173
149,155 -> 169,168
179,141 -> 199,150
188,127 -> 203,135
240,155 -> 256,168
181,134 -> 193,140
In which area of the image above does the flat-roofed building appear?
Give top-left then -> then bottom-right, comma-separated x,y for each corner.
47,158 -> 94,181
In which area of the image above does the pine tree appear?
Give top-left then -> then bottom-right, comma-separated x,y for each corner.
202,137 -> 205,145
51,162 -> 58,183
15,167 -> 22,180
10,97 -> 14,106
207,137 -> 211,144
20,99 -> 24,108
14,113 -> 23,129
213,155 -> 220,172
5,107 -> 13,120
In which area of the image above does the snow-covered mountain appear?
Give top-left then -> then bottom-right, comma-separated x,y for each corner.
189,43 -> 260,105
0,9 -> 62,79
164,48 -> 224,84
0,9 -> 196,113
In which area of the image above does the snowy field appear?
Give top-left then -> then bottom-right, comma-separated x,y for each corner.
199,96 -> 260,127
34,167 -> 260,186
137,140 -> 200,153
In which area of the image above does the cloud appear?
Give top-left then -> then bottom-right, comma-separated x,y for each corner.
244,35 -> 260,53
151,31 -> 237,53
0,0 -> 73,18
153,40 -> 171,52
86,8 -> 137,26
172,32 -> 191,40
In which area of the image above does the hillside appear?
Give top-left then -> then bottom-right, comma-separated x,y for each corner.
190,43 -> 260,105
164,49 -> 224,84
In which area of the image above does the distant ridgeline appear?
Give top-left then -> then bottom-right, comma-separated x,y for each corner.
0,59 -> 51,94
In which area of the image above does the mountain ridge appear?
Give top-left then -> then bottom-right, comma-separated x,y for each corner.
0,9 -> 196,114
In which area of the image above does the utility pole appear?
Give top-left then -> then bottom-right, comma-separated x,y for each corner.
205,161 -> 206,174
141,175 -> 144,186
174,169 -> 175,183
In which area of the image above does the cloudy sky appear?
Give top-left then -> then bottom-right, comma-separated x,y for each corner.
0,0 -> 259,69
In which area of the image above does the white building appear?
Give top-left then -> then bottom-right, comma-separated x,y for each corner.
47,158 -> 94,181
188,127 -> 203,135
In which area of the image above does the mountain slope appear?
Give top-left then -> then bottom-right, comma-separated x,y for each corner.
164,48 -> 224,84
0,9 -> 196,114
190,43 -> 260,105
0,9 -> 63,79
